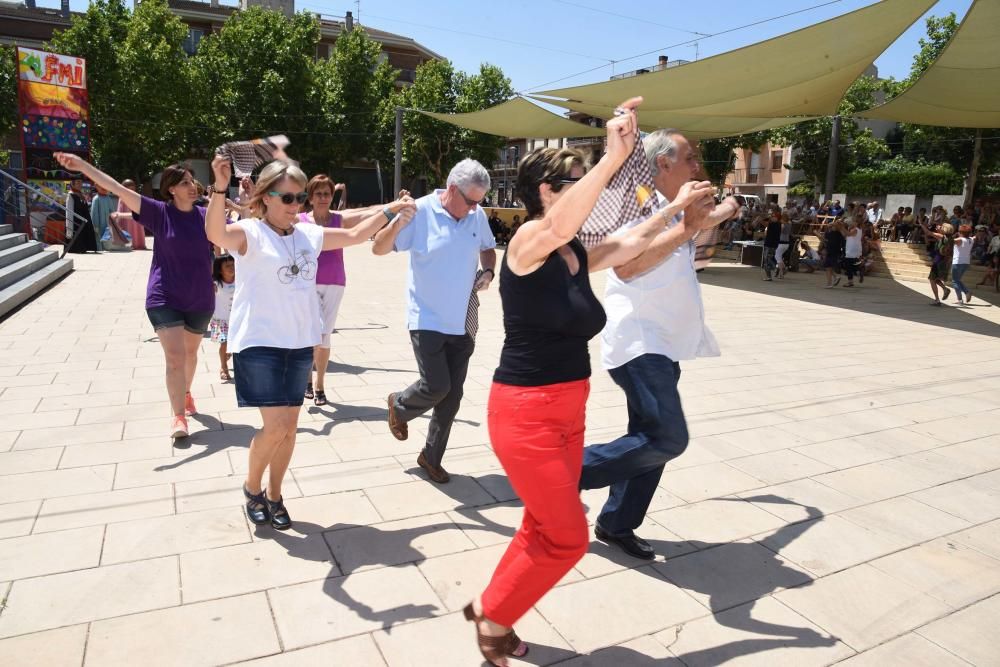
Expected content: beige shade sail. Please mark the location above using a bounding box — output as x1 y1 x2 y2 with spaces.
530 98 814 139
535 0 935 118
858 0 1000 128
417 97 605 138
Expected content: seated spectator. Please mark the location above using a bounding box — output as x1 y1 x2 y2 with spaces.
799 240 820 273
897 206 915 242
885 207 904 241
972 225 990 265
830 200 843 217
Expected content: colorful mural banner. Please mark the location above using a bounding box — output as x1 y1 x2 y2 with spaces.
27 179 70 212
21 81 89 120
22 115 89 150
17 47 86 89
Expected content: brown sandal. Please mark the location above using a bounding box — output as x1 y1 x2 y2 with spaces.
462 603 528 666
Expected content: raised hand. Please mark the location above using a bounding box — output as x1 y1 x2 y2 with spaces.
240 175 255 198
604 97 642 167
53 152 85 173
210 155 231 190
674 180 715 211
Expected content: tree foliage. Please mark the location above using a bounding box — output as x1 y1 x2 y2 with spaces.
836 156 962 196
698 132 770 187
31 2 512 195
0 46 18 164
768 75 889 188
399 61 513 186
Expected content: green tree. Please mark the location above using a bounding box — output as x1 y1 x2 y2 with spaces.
399 60 514 186
768 75 889 189
316 26 398 170
887 13 999 193
698 131 770 187
192 8 323 171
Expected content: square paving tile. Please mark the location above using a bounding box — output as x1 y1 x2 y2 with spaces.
653 540 813 612
774 563 951 651
0 525 103 581
34 484 174 533
101 506 250 564
648 497 787 546
238 635 387 666
85 593 279 666
0 557 180 638
535 566 707 654
267 564 443 649
916 594 1000 667
0 500 39 538
660 463 765 503
869 538 1000 608
362 476 496 522
949 519 1000 560
0 465 116 504
0 624 88 667
833 632 970 667
656 596 854 667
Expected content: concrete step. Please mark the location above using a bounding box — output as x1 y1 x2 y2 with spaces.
0 256 73 320
0 224 12 235
0 240 43 270
0 247 59 292
0 233 28 252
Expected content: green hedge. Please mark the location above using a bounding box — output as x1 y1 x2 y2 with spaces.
837 160 963 197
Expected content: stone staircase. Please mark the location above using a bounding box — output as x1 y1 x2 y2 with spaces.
0 223 74 320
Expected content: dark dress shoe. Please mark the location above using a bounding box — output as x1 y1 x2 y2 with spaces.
243 485 270 526
265 495 292 531
417 452 450 484
594 525 655 560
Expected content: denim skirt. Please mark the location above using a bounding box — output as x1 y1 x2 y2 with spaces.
233 346 313 408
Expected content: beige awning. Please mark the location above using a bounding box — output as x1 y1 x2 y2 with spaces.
858 0 1000 128
530 98 813 139
534 0 935 118
417 97 605 138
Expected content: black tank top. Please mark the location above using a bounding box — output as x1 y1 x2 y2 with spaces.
493 238 607 387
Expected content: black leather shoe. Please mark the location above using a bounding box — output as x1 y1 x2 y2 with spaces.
265 495 293 531
243 485 270 526
594 525 655 560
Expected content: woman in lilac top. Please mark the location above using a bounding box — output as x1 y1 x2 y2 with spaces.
55 153 214 440
293 175 413 405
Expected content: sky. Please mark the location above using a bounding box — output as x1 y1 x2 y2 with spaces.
62 0 974 92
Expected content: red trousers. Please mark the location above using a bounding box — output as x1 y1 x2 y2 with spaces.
481 379 590 627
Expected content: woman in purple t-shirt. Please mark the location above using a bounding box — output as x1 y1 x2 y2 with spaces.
55 153 214 440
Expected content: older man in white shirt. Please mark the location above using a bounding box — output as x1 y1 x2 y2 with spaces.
579 129 739 559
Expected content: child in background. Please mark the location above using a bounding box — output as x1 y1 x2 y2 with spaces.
211 255 236 380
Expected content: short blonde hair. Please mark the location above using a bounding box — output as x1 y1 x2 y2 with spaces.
246 160 308 218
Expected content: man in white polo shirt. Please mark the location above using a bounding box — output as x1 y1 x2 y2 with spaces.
372 159 496 484
579 129 740 559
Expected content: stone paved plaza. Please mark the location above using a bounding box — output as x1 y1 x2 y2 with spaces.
2 246 1000 666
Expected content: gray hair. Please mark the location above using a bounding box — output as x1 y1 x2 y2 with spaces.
643 128 682 176
446 158 491 191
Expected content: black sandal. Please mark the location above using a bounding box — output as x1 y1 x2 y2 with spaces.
243 485 270 525
304 383 314 400
265 495 292 531
314 390 327 406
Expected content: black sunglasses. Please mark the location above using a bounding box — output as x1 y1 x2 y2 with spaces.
549 176 583 192
454 185 481 207
268 190 309 205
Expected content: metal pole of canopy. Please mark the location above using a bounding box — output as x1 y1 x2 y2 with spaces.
394 107 403 197
823 115 840 203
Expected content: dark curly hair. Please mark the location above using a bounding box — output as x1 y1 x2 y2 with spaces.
515 147 587 221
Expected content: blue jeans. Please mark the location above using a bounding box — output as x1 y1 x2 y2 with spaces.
579 353 689 537
952 263 970 300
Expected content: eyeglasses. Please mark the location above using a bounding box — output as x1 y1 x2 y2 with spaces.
177 179 196 187
268 191 309 205
454 185 481 208
550 176 583 192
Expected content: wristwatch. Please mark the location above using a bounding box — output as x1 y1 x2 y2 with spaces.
383 207 395 222
208 184 227 196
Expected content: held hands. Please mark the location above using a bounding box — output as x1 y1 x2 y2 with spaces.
210 155 231 191
473 270 493 292
604 97 643 167
389 194 416 214
394 203 416 228
240 176 255 198
674 180 715 211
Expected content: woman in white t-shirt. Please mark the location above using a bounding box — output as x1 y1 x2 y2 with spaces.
952 223 974 305
205 156 415 531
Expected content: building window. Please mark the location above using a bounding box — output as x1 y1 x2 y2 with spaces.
183 28 204 56
770 150 783 170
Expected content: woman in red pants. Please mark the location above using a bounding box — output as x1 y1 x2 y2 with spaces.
463 97 694 665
